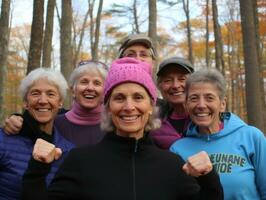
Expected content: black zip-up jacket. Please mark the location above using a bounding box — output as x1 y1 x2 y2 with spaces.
22 132 223 200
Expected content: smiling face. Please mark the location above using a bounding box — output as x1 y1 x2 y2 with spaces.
186 82 226 134
108 83 153 139
158 66 189 107
24 79 63 133
72 71 104 110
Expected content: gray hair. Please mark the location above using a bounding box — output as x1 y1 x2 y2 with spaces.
19 67 68 101
100 104 161 133
185 68 227 99
69 61 108 88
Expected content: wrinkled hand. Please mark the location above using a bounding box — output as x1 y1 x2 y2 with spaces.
183 151 213 177
32 138 62 164
3 115 23 135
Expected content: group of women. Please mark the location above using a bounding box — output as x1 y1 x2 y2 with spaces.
0 33 265 200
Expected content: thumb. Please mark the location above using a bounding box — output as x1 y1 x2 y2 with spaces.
54 148 62 160
18 116 24 123
182 163 190 175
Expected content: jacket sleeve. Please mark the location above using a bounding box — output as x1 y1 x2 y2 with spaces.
251 127 266 199
22 149 83 200
21 158 51 200
196 168 224 200
174 154 223 200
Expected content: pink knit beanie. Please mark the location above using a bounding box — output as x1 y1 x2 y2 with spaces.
104 57 157 104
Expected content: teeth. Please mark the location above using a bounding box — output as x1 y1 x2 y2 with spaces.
121 116 138 121
171 92 183 96
37 108 50 112
196 113 209 117
84 95 95 99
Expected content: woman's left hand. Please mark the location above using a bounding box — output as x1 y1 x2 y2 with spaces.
182 151 213 177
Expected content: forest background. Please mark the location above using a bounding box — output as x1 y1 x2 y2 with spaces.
0 0 266 134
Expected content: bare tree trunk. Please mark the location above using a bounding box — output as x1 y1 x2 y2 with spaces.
148 0 157 74
42 0 55 68
237 39 246 120
0 0 11 122
61 0 72 78
60 0 72 107
72 21 77 55
55 2 61 25
73 5 90 65
182 0 193 65
148 0 157 44
89 0 95 59
212 0 225 74
239 0 265 133
252 0 266 130
205 0 210 67
91 0 103 60
253 0 261 65
226 4 235 113
226 30 233 112
27 0 44 74
133 0 140 33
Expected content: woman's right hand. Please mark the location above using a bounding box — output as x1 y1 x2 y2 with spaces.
3 115 23 135
32 138 62 164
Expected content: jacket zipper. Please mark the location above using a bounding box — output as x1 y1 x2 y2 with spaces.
132 140 138 200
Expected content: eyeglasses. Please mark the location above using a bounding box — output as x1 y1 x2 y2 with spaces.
123 51 152 59
77 60 108 71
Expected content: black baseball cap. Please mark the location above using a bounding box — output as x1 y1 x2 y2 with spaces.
157 57 194 76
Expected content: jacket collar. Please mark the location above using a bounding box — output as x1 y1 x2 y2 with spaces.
103 132 153 153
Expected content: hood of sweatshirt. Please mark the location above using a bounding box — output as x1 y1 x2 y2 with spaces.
186 112 246 141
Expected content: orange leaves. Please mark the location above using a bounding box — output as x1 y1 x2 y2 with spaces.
259 21 266 35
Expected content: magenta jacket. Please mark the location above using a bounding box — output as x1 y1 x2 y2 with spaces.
150 117 190 149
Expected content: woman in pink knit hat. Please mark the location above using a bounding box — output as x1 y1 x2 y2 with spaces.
22 58 223 200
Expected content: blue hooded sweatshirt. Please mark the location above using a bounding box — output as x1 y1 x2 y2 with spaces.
170 112 266 200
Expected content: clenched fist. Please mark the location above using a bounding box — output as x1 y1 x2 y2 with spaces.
183 151 213 177
32 138 62 163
